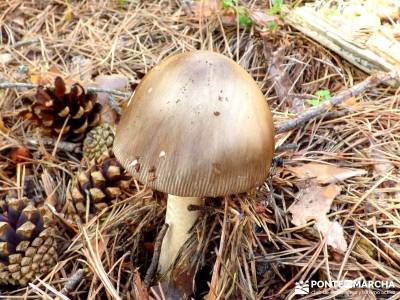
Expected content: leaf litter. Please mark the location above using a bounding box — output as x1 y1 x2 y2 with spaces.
0 0 400 299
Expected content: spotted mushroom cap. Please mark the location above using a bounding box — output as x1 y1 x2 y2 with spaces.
114 51 274 197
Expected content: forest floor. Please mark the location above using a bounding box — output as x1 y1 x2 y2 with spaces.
0 1 400 299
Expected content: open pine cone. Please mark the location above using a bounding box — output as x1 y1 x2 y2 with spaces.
0 198 58 286
83 123 115 163
23 77 102 142
67 158 133 220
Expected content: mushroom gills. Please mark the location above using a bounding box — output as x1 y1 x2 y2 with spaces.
158 195 204 273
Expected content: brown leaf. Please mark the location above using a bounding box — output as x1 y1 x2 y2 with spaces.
369 141 393 176
315 218 348 252
72 56 93 83
10 147 31 163
0 115 8 134
189 0 220 17
289 182 342 226
264 43 295 110
95 74 128 124
250 10 278 27
289 181 347 252
339 96 358 108
286 163 367 184
30 66 68 85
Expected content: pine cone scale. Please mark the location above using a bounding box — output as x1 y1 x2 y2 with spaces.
68 158 133 220
0 199 58 286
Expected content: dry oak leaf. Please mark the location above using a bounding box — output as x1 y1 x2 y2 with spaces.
289 182 348 252
189 0 220 17
290 183 342 225
286 163 367 184
316 218 348 252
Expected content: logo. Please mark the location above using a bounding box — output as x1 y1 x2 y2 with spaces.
295 280 309 295
293 280 395 296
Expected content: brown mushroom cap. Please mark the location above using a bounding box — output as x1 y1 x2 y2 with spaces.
114 51 274 197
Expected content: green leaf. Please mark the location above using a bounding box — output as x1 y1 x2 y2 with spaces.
117 0 128 7
223 0 235 8
307 89 332 106
270 0 283 14
239 14 252 26
307 99 320 107
315 89 331 100
267 21 278 30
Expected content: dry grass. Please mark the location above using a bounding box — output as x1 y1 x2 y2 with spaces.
1 0 400 299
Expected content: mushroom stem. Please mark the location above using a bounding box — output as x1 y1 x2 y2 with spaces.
158 195 204 274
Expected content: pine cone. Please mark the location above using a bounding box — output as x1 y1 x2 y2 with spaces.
67 158 133 220
83 124 115 163
23 77 102 142
0 198 58 286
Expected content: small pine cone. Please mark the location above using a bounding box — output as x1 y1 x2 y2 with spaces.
0 198 58 286
23 77 102 142
83 124 115 163
67 158 132 219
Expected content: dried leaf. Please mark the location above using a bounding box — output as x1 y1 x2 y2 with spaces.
249 11 278 27
189 0 220 17
286 163 367 184
0 115 8 134
95 74 128 124
339 96 358 108
72 56 93 82
10 147 31 163
316 218 348 252
355 238 377 258
369 142 393 176
289 182 342 225
30 66 66 85
95 74 128 97
0 53 12 64
265 44 295 110
289 181 347 252
63 7 74 21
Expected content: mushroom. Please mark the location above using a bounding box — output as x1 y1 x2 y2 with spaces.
113 51 274 274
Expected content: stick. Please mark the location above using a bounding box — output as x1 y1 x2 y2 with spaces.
60 269 85 296
144 223 169 287
0 82 131 98
276 71 400 134
26 137 81 153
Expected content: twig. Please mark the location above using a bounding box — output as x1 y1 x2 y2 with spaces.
60 269 85 296
9 38 40 48
26 137 81 153
144 223 169 287
0 81 131 98
276 71 400 134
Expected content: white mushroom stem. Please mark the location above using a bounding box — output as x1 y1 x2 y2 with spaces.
158 195 204 274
